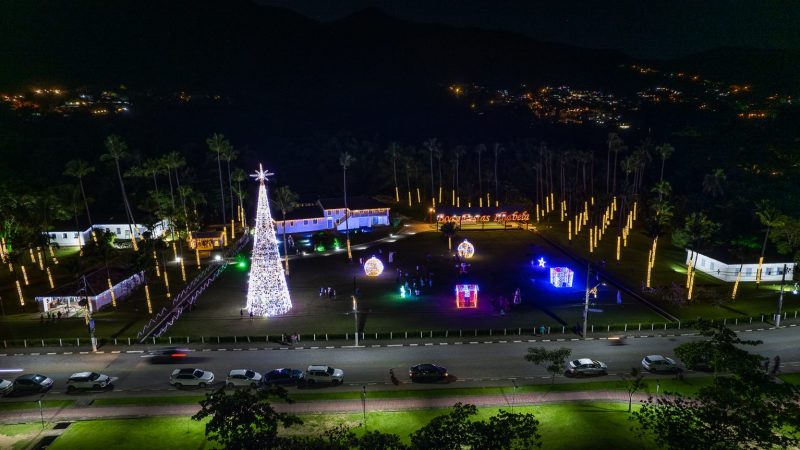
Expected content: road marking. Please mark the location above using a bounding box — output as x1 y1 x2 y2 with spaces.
279 348 289 350
513 340 521 343
499 341 507 343
455 342 463 345
556 339 564 341
542 339 550 342
387 344 402 347
325 346 335 349
371 345 381 348
310 347 319 349
218 349 228 352
439 343 448 345
570 339 579 341
46 352 56 355
409 344 419 347
30 353 40 356
424 343 433 346
469 342 479 344
63 352 72 355
111 351 120 354
201 349 211 352
483 341 493 344
233 349 242 351
79 352 88 354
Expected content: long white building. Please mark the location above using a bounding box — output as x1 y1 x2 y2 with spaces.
685 249 795 282
46 215 169 247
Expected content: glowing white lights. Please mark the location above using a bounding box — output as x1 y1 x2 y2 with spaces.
363 256 384 277
246 165 292 317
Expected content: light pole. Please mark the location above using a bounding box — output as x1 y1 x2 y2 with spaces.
511 379 517 414
78 275 98 352
776 264 788 326
352 296 359 347
582 262 591 338
361 385 367 428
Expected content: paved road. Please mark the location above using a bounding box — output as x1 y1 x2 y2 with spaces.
0 328 796 403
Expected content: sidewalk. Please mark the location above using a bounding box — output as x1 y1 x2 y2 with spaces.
0 390 653 424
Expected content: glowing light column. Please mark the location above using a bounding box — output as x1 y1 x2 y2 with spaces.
246 165 292 316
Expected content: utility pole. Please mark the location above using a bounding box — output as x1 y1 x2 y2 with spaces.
79 275 98 352
582 262 591 338
511 379 517 414
361 385 367 428
776 264 787 327
352 296 359 347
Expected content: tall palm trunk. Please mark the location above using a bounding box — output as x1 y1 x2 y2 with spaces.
114 159 137 242
343 167 350 261
226 159 234 229
216 153 226 224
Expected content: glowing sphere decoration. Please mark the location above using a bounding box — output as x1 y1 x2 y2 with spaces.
457 239 475 259
363 256 384 277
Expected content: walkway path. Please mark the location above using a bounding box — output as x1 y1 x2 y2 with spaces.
1 390 652 424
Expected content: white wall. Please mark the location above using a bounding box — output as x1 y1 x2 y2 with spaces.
46 219 170 247
685 250 795 282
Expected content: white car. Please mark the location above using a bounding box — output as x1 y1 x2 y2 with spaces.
66 372 113 392
170 368 215 388
641 355 679 373
226 369 263 388
567 358 608 376
305 365 344 385
0 378 11 396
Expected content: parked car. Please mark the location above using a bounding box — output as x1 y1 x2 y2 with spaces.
262 368 304 386
226 369 263 388
0 379 12 396
170 368 214 388
566 358 608 376
12 374 54 395
66 372 112 392
641 355 679 373
305 365 344 385
409 364 449 382
147 347 190 364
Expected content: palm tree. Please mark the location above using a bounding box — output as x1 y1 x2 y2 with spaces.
656 143 675 186
474 144 486 204
607 133 627 195
206 133 229 225
434 145 443 204
754 200 785 288
702 169 726 198
339 152 355 261
221 145 239 232
273 186 298 275
231 168 247 225
423 138 439 206
100 134 138 249
453 145 466 205
386 142 401 202
63 160 95 248
492 143 504 204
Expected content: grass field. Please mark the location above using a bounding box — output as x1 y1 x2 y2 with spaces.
37 402 655 450
0 422 45 450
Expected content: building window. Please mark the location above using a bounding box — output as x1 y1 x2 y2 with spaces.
746 267 753 276
63 233 68 239
50 234 56 239
116 227 122 234
303 220 308 225
313 219 318 224
766 267 773 276
73 233 79 238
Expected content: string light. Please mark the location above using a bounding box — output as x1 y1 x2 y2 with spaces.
29 248 36 264
646 250 653 288
153 251 161 277
246 164 292 316
21 265 29 285
107 278 116 307
164 268 171 298
416 187 421 204
616 236 621 261
732 269 741 300
48 246 58 264
396 186 400 203
180 257 187 282
37 250 44 271
46 267 54 289
568 220 572 241
195 246 201 269
16 280 24 306
145 284 153 314
755 256 764 286
231 219 235 240
536 204 540 222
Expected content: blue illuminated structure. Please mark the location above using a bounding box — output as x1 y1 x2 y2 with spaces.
549 267 574 288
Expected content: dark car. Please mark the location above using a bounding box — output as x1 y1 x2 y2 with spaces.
147 347 190 364
12 374 54 395
409 364 448 382
262 368 305 386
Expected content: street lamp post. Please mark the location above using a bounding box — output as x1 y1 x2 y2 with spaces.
511 379 517 414
361 385 367 429
582 262 591 338
352 296 359 347
78 275 98 352
776 264 788 327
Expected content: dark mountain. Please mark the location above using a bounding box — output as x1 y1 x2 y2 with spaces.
667 47 800 93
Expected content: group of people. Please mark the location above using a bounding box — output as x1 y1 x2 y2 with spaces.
396 264 434 297
318 287 337 300
40 310 65 323
288 332 301 345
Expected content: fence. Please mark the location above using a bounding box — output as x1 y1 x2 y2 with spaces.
5 309 798 350
135 232 251 342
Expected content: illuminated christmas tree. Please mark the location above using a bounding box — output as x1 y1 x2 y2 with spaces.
246 165 292 316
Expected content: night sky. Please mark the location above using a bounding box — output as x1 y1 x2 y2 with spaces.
259 0 799 59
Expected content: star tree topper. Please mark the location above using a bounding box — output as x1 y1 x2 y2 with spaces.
251 164 274 183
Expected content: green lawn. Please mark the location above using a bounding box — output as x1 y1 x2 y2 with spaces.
0 422 46 450
42 402 655 449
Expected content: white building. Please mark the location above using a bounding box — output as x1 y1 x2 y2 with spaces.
274 196 390 235
685 249 795 282
46 215 170 247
